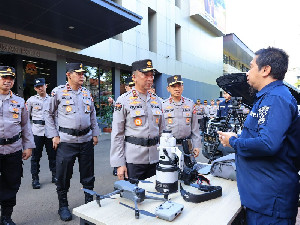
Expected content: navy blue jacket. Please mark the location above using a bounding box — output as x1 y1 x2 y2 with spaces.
217 99 231 118
229 80 299 218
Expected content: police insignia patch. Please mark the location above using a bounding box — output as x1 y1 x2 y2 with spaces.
258 106 270 125
66 106 72 112
134 118 142 126
114 103 122 111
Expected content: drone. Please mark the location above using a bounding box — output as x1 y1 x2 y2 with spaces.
82 179 176 219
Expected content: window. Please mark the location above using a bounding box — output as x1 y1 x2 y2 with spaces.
148 8 157 53
175 24 181 61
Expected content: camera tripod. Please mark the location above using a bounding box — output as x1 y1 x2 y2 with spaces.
207 106 245 164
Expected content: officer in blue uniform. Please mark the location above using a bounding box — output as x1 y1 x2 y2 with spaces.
26 78 56 189
44 63 100 221
217 91 231 118
218 47 299 224
0 66 35 225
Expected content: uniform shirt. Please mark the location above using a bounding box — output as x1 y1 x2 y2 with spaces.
209 105 218 117
110 87 164 167
229 80 299 218
26 94 50 136
217 100 231 118
162 97 201 148
44 83 100 143
0 91 35 155
203 105 210 117
194 104 204 119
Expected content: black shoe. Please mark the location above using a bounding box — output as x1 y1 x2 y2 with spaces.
32 178 41 189
58 206 72 221
52 174 57 184
0 216 16 225
113 167 117 176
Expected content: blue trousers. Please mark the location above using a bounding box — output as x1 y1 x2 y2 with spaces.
246 208 296 225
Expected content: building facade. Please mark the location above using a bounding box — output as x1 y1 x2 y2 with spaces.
0 0 226 116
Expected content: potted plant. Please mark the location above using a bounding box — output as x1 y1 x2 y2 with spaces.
100 95 114 132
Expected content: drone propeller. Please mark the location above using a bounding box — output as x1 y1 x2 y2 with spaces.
147 191 164 196
82 188 99 196
124 177 153 184
119 202 156 217
139 180 153 184
81 188 118 199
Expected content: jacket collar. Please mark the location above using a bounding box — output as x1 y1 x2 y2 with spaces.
256 80 283 99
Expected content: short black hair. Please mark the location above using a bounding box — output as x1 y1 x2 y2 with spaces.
255 47 289 80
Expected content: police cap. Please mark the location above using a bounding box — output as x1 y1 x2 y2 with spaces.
66 63 85 73
0 66 16 77
34 78 46 87
203 100 208 103
132 59 155 73
125 77 135 86
167 75 183 86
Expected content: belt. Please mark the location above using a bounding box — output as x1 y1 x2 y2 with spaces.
32 120 45 125
0 132 22 145
59 126 91 136
125 136 159 147
176 136 191 145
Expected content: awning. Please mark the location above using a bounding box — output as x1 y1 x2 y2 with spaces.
0 0 142 49
223 33 254 66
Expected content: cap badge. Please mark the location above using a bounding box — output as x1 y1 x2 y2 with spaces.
80 63 83 68
147 61 152 67
7 68 11 72
174 76 178 82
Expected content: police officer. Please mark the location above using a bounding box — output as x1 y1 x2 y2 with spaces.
110 59 164 180
0 66 35 225
109 77 135 176
218 47 299 224
194 99 205 132
26 78 56 189
44 63 100 221
217 91 231 118
162 75 201 158
208 99 218 119
202 100 210 132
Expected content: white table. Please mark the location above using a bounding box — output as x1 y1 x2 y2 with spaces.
73 175 241 225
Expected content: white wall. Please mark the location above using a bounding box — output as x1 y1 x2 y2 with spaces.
79 0 223 86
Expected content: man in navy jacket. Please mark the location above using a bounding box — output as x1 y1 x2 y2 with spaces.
218 47 299 224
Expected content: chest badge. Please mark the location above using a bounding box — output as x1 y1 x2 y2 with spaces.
87 105 90 111
168 118 173 124
186 113 190 116
135 110 141 116
13 108 19 113
156 110 161 115
186 118 190 123
66 100 70 104
156 117 159 124
66 106 72 112
134 118 142 126
13 114 19 119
